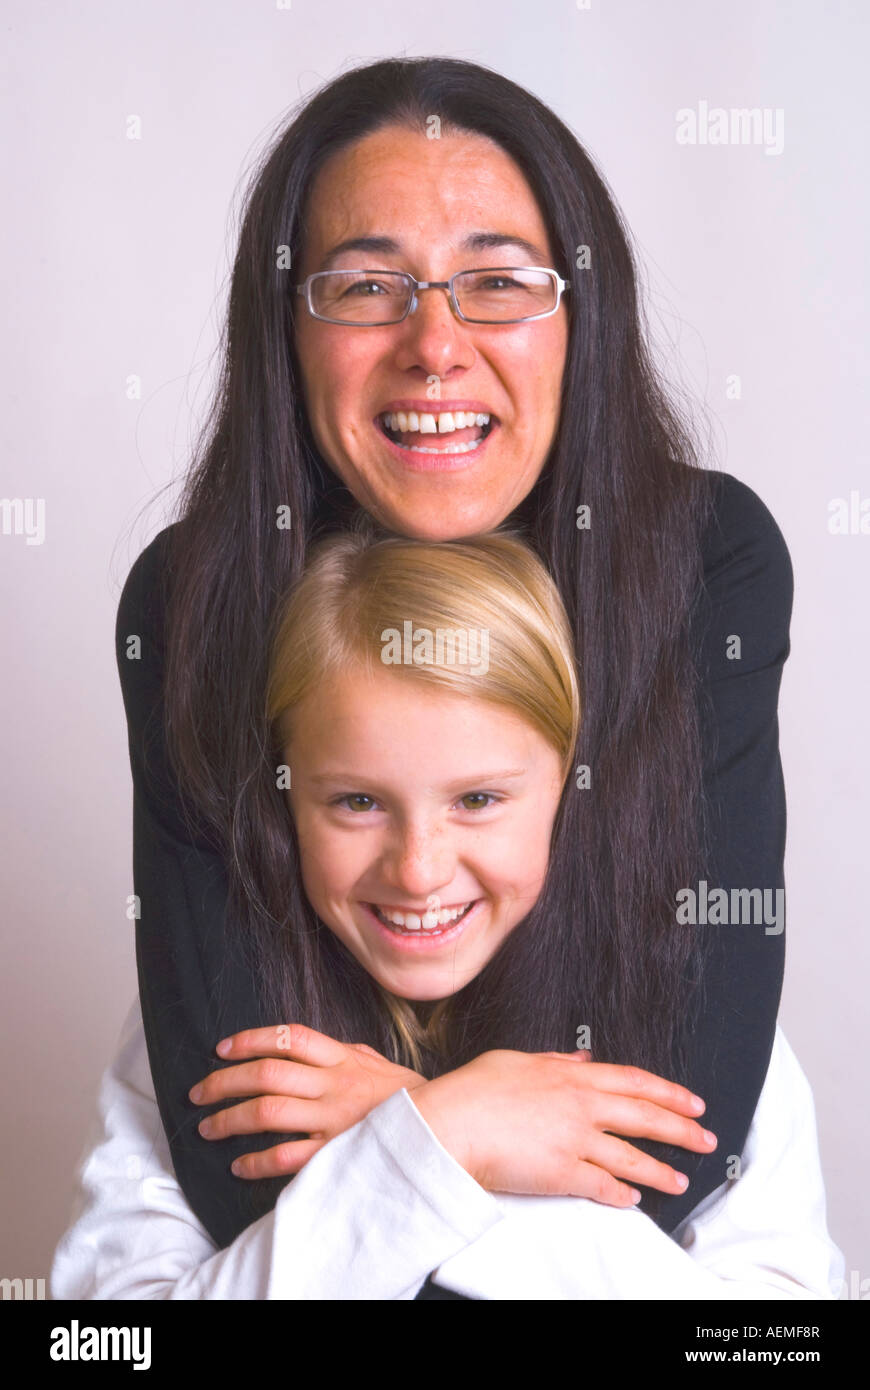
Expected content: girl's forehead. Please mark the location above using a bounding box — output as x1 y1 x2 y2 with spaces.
284 667 565 775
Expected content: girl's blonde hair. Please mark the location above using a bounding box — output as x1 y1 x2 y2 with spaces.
265 523 581 1068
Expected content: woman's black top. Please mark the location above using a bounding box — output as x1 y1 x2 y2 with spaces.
115 469 793 1297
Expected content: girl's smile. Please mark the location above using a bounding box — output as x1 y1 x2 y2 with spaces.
284 661 565 1001
360 896 484 952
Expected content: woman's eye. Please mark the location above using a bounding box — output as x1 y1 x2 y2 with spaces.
346 279 386 297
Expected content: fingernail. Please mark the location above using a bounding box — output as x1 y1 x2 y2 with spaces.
630 1189 642 1204
704 1130 717 1147
231 1159 243 1176
675 1172 689 1190
189 1084 203 1103
216 1039 232 1057
690 1095 705 1113
198 1118 214 1138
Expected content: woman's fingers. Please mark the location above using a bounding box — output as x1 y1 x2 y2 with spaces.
189 1057 326 1106
571 1162 643 1208
197 1094 322 1141
566 1059 707 1118
594 1092 716 1155
231 1137 324 1180
214 1022 347 1067
583 1131 695 1195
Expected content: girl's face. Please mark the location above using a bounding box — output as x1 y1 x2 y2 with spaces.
284 662 565 1001
291 123 569 541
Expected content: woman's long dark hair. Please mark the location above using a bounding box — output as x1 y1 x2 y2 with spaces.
161 58 718 1192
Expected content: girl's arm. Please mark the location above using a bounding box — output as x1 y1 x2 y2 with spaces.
424 1027 844 1300
50 997 504 1301
51 1002 842 1301
653 471 794 1230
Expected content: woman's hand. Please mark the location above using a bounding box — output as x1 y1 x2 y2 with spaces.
189 1023 427 1179
411 1048 717 1207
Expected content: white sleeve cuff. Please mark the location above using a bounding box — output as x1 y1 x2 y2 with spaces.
50 999 504 1301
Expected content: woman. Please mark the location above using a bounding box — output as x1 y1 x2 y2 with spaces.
52 530 838 1299
111 57 792 1289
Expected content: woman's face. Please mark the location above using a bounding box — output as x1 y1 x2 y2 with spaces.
292 124 569 540
284 662 564 1001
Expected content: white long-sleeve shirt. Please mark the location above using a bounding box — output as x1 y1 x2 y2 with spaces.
50 997 843 1300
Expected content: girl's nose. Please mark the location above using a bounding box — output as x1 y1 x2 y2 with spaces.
381 825 456 898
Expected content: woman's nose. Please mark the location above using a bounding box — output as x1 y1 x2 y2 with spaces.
394 287 474 373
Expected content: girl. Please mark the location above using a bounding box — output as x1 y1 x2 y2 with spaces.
51 529 841 1299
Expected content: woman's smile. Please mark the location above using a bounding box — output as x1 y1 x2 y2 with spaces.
374 405 500 472
292 123 568 540
369 397 494 472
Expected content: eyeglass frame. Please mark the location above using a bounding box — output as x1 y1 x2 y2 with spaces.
292 265 571 326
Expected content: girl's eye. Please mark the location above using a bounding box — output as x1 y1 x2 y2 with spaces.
458 792 501 811
335 793 379 813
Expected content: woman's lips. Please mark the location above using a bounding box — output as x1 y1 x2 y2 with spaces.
374 417 499 472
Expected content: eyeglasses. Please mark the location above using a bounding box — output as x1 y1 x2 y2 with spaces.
293 266 570 326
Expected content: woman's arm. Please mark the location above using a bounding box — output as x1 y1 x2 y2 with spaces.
50 998 504 1301
117 528 297 1249
425 1027 844 1300
651 471 794 1231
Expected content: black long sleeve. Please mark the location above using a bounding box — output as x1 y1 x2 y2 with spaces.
116 535 294 1248
115 468 792 1253
651 469 792 1228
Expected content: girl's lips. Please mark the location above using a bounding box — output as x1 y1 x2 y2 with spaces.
361 899 482 951
373 417 499 473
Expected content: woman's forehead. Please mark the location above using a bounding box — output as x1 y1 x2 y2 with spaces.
298 125 553 269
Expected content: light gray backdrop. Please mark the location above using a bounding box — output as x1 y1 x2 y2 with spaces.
2 0 867 1291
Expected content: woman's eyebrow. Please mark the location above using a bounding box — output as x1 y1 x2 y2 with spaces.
319 231 549 270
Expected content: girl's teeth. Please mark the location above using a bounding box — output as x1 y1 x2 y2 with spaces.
374 902 472 931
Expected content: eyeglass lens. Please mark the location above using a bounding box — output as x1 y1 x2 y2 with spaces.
309 268 557 323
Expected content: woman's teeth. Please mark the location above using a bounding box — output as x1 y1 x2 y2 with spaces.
380 410 492 455
373 901 474 932
383 410 490 432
